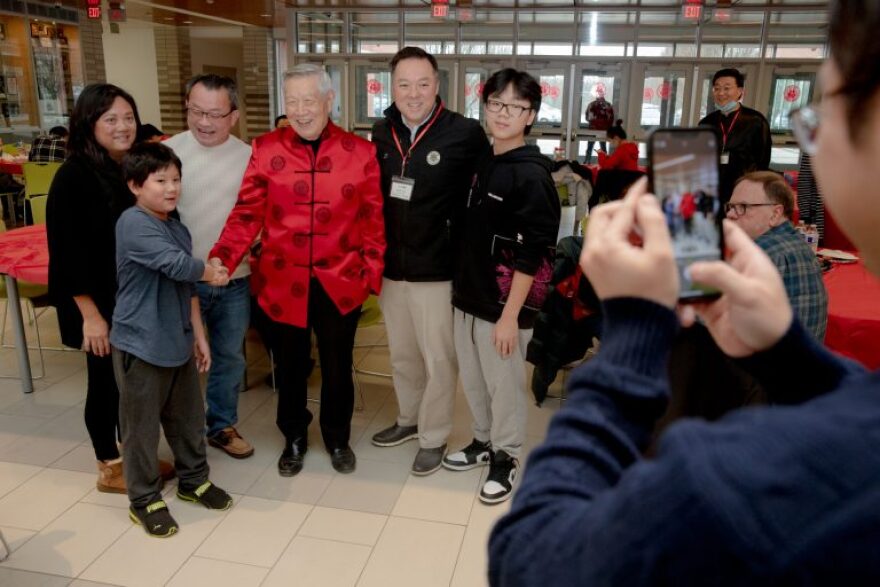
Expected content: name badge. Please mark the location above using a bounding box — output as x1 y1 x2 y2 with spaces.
390 175 415 201
720 152 730 165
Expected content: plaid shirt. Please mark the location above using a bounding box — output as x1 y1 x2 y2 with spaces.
28 136 66 163
755 221 828 340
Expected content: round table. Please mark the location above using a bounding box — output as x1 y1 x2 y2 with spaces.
823 261 880 369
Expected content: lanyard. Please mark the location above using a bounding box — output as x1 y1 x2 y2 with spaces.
390 104 444 175
719 108 742 151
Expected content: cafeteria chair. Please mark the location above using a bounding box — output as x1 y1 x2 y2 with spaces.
28 194 48 225
350 294 392 411
22 162 60 224
0 278 51 380
0 527 9 561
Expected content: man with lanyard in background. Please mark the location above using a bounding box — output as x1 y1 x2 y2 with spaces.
699 68 771 203
370 47 490 476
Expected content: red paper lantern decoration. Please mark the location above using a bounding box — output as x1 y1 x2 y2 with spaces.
643 87 655 101
658 81 672 100
784 85 801 103
367 79 382 95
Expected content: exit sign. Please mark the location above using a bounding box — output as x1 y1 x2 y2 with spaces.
87 6 101 19
431 2 448 18
682 4 702 20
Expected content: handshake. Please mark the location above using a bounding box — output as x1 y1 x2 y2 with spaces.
203 257 230 287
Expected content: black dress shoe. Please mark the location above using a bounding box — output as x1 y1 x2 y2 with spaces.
329 446 356 474
278 437 307 477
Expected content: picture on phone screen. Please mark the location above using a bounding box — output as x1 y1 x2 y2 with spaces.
649 129 723 300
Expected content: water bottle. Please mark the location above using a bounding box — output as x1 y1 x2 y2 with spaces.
805 224 819 253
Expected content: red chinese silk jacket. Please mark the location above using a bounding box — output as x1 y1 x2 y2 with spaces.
210 122 385 327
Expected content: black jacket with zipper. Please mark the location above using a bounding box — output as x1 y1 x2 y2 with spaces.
452 145 561 329
372 98 490 282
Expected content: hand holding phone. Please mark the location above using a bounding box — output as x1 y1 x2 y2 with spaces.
648 128 724 302
580 178 680 309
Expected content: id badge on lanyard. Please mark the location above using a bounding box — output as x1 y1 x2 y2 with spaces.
720 109 741 166
389 104 444 203
390 175 415 201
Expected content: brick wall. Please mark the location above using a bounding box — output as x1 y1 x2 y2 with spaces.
154 27 192 136
78 9 106 84
242 28 274 141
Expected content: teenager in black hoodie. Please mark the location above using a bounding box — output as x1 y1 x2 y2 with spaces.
443 69 561 504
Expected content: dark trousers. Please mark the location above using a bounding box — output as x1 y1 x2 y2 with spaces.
585 140 607 162
85 352 121 461
113 349 209 508
274 279 361 450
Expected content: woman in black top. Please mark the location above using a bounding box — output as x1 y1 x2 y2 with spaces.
47 84 172 492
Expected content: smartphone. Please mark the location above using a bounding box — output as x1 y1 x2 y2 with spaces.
647 127 724 302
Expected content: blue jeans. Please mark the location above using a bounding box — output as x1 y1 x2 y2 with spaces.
198 277 251 436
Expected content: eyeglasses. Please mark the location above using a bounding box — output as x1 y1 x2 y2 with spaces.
485 99 532 118
791 105 819 156
724 202 778 216
186 106 234 121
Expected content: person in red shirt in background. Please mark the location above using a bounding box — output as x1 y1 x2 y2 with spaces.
597 120 639 171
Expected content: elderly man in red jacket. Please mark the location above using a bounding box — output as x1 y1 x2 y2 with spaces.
210 63 385 477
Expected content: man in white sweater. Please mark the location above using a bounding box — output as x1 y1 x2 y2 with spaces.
165 74 255 458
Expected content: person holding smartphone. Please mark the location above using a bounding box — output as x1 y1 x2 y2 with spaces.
490 0 880 582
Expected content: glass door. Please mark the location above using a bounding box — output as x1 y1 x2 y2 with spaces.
523 63 569 157
638 66 692 134
573 63 628 162
301 59 346 128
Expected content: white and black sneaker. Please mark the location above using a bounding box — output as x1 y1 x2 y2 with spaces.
442 439 491 471
479 450 518 505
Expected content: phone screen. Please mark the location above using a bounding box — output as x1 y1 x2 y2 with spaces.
649 128 723 301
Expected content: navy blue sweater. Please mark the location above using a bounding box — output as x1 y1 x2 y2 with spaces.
490 297 880 586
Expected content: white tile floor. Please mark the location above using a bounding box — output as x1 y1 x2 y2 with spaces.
0 308 566 586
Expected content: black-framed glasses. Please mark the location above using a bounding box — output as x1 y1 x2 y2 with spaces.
791 105 819 156
485 99 532 117
186 106 234 121
724 202 778 216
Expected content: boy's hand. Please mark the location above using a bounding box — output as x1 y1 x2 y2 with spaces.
683 220 793 357
82 315 110 356
202 260 230 287
492 314 519 358
194 336 211 373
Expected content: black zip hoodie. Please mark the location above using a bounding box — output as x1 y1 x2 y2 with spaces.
452 145 561 329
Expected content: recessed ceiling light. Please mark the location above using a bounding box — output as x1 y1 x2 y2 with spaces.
182 20 193 24
164 16 174 20
261 14 272 17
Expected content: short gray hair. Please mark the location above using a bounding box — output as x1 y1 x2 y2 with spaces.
284 64 333 96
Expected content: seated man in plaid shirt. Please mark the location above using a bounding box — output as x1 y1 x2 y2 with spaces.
29 126 68 163
725 171 828 340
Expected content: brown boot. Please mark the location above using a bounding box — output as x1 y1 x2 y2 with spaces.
96 458 126 494
159 459 176 482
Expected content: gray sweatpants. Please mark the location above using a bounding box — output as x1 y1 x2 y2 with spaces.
453 309 531 458
113 348 209 509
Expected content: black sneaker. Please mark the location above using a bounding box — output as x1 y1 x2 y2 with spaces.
177 481 233 511
479 450 519 505
371 423 418 447
129 499 178 538
442 439 491 471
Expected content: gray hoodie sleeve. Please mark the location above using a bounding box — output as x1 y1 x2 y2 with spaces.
117 211 205 284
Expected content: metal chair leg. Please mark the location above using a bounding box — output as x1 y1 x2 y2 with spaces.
0 526 10 561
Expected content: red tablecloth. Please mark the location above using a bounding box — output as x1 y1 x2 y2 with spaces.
0 161 24 175
823 261 880 369
0 225 49 284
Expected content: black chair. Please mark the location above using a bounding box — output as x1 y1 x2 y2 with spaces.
588 169 646 210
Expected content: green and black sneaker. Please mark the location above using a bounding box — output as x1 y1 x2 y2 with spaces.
177 480 233 511
129 500 178 538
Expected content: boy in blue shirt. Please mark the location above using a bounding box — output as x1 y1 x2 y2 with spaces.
112 142 232 537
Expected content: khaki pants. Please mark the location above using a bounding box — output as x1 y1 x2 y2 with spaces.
379 279 458 449
453 309 531 458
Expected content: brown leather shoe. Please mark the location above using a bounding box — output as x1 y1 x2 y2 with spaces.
208 427 255 459
96 459 126 494
159 459 176 481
